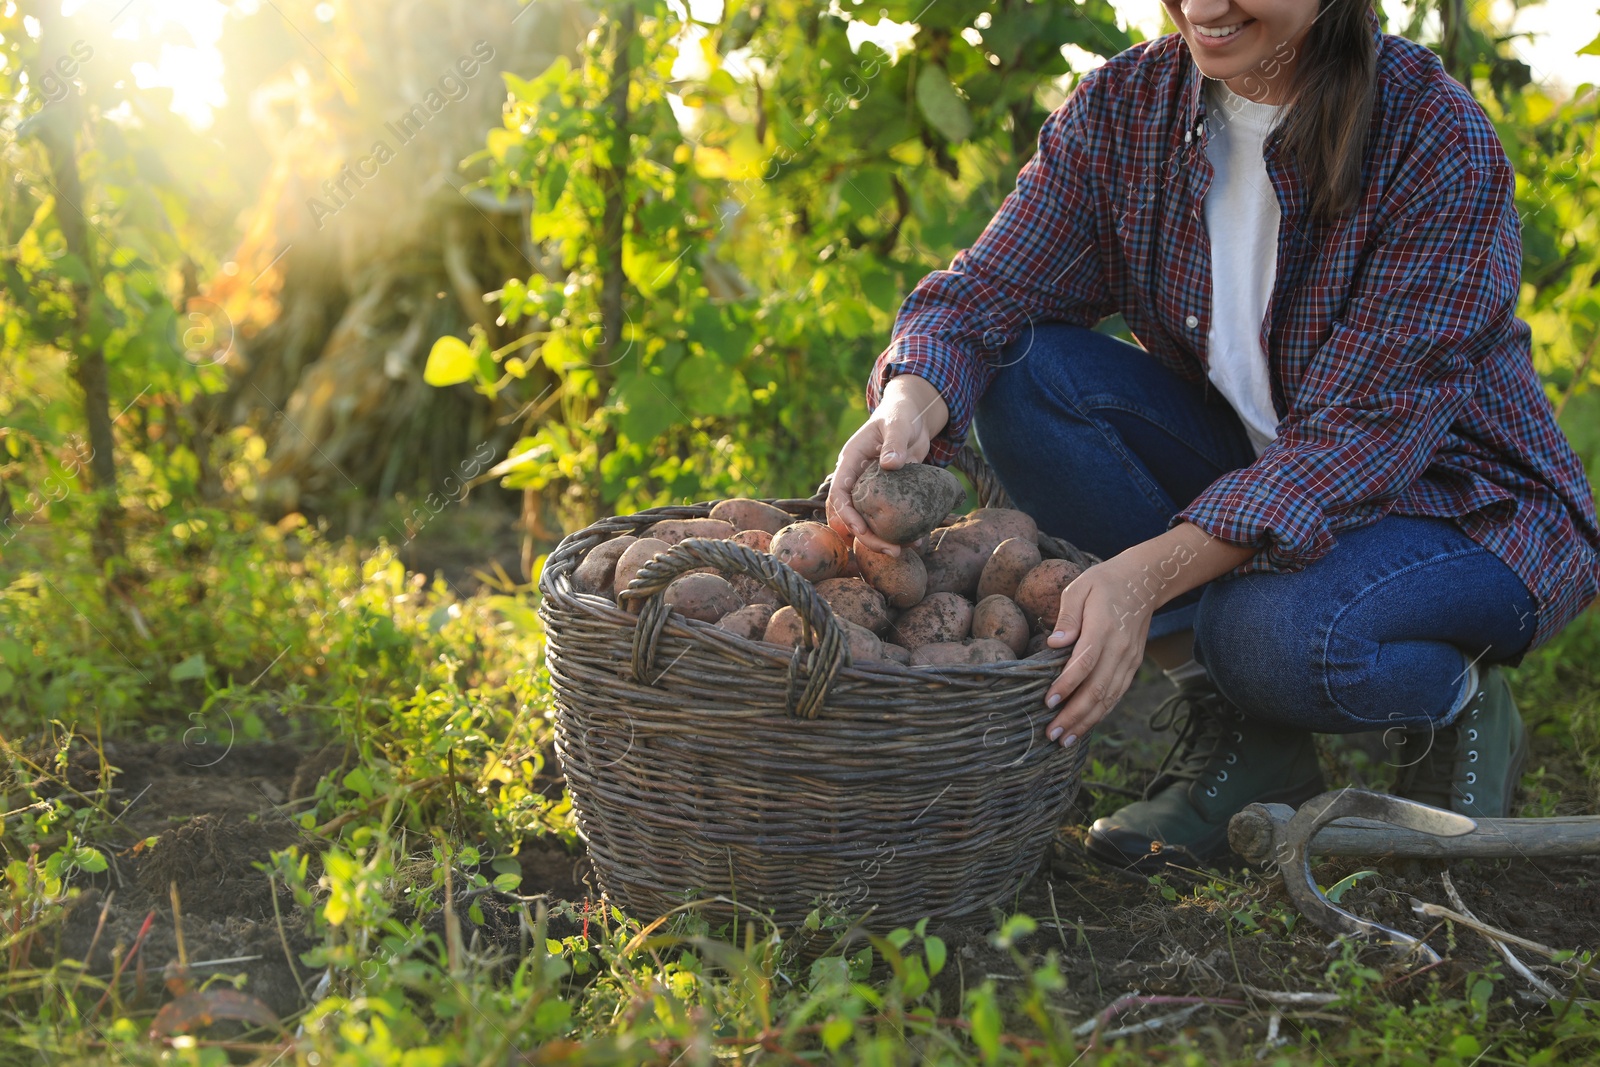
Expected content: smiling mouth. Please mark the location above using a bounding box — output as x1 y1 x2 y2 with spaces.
1194 22 1248 39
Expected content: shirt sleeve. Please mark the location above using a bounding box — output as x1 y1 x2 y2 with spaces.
1174 139 1520 574
865 73 1118 463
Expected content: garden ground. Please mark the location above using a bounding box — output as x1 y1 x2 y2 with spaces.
4 503 1600 1064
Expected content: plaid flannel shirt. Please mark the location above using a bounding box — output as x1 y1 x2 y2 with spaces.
868 20 1600 651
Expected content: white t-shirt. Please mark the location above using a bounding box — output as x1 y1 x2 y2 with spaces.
1201 79 1284 456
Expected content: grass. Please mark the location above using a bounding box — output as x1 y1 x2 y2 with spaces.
2 501 1599 1065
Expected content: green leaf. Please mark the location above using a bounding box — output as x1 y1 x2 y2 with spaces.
75 846 108 873
1323 869 1379 904
915 63 973 144
0 670 14 699
342 766 375 799
1580 31 1600 56
924 935 946 977
821 1016 853 1051
674 358 750 419
424 336 476 386
168 653 207 682
533 998 571 1038
967 987 1002 1060
493 872 522 892
611 369 677 443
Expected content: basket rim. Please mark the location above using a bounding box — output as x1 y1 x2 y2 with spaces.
543 562 1071 684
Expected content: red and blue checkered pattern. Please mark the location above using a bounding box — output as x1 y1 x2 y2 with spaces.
868 24 1600 650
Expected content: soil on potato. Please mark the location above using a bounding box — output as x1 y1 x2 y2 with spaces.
21 669 1599 1051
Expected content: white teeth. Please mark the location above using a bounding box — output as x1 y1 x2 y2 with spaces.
1195 23 1243 38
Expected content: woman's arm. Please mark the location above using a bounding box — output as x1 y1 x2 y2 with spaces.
862 66 1120 464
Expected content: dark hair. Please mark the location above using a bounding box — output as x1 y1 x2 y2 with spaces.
1276 0 1378 218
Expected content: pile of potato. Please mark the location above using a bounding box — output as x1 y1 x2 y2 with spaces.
570 462 1082 667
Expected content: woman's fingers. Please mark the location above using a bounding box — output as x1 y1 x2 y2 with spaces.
1041 574 1146 747
1047 574 1092 647
826 399 931 553
826 428 880 541
1044 636 1097 711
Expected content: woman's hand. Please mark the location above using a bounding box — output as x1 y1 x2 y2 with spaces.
1042 523 1256 746
1040 556 1155 747
826 374 949 555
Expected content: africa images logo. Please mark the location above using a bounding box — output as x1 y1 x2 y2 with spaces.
306 41 496 229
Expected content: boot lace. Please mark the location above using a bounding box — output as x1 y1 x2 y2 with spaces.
1144 680 1241 799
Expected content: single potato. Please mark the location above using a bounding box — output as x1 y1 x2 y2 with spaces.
770 521 850 583
729 573 780 607
731 529 773 552
815 577 891 633
849 461 966 544
853 539 928 609
975 537 1044 602
710 499 795 535
571 535 637 597
644 518 737 544
1014 558 1086 631
886 591 973 650
662 573 743 623
972 594 1031 655
715 603 778 640
612 537 673 605
763 605 809 647
910 638 1017 666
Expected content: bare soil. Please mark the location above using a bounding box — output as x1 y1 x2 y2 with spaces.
22 670 1600 1049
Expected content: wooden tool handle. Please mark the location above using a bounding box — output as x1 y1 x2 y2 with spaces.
1230 803 1600 865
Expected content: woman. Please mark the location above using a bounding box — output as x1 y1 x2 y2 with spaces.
825 0 1600 873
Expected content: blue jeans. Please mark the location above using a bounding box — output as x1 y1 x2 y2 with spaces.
973 324 1537 733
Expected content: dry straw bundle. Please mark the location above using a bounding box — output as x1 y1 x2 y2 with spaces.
538 448 1098 934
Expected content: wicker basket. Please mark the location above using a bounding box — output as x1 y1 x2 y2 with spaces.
537 448 1100 933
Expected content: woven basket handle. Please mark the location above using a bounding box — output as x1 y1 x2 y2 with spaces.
619 537 850 721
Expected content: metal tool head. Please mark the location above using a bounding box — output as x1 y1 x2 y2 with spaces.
1275 788 1477 964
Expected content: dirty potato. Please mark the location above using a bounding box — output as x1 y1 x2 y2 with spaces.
849 461 966 544
1014 558 1085 631
729 573 780 607
886 591 973 650
816 577 891 633
769 521 850 583
731 529 773 552
710 499 794 536
841 618 888 663
715 603 778 640
571 535 637 597
644 518 737 544
972 595 1031 655
910 638 1017 666
662 573 743 623
763 605 808 647
612 537 673 604
922 509 1040 598
853 539 928 609
975 537 1044 602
